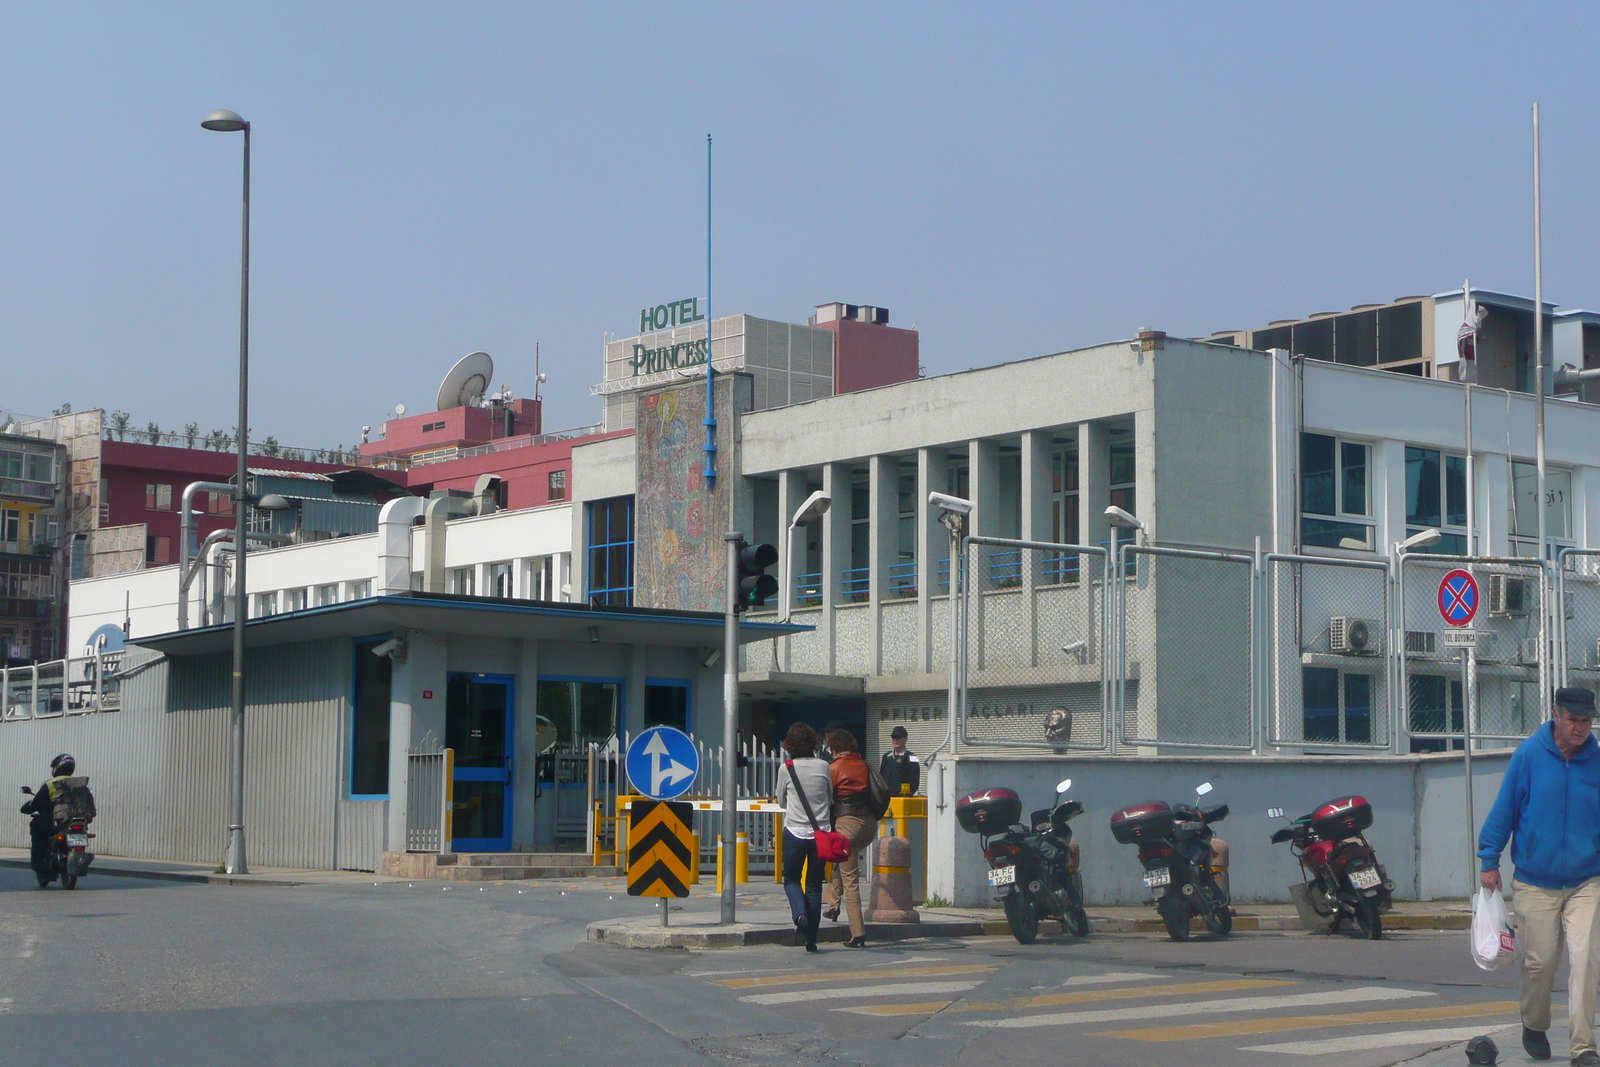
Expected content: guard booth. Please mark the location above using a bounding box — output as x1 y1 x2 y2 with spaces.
119 590 806 875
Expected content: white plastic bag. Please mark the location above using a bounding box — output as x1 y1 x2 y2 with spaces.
1471 886 1518 970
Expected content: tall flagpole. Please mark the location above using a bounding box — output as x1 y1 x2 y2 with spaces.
1533 103 1550 712
704 134 717 486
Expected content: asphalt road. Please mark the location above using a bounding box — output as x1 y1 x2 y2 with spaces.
0 867 1564 1067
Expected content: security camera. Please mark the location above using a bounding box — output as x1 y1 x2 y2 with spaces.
928 492 974 516
370 637 407 661
1062 640 1088 663
703 649 723 669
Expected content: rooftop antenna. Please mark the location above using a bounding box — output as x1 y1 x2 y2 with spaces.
436 352 493 410
703 133 717 486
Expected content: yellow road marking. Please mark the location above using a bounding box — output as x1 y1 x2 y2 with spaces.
953 978 1299 1014
839 1001 956 1017
713 963 997 989
1095 1000 1519 1042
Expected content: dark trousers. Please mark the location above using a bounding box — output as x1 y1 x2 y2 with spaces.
29 822 51 874
782 830 824 946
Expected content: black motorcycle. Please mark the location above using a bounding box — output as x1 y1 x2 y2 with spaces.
1269 796 1393 940
957 778 1089 944
20 786 94 890
1112 781 1231 941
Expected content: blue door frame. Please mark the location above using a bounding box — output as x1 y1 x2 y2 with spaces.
447 672 515 852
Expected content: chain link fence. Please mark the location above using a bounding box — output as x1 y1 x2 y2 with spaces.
1116 544 1256 750
1399 554 1548 746
958 536 1109 751
1265 553 1392 749
1558 548 1600 689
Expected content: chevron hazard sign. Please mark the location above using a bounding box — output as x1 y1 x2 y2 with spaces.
627 800 694 899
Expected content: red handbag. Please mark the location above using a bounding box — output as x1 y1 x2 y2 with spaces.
786 760 850 862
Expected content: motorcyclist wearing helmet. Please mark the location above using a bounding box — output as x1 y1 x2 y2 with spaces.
20 754 80 882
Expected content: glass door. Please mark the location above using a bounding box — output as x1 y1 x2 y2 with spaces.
446 673 514 852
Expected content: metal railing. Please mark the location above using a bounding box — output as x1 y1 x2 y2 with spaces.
1 652 124 720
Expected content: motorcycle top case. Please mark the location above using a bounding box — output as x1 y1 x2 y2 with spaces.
1110 801 1174 844
956 788 1023 834
1311 795 1372 839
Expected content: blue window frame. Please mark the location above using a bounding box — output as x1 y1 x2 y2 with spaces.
586 496 634 607
645 678 691 732
350 634 393 798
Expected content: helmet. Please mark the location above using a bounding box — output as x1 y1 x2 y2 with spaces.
49 753 75 777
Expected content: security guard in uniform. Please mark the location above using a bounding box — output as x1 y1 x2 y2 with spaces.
879 726 920 796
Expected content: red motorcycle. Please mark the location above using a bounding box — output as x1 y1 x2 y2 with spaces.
1268 795 1393 939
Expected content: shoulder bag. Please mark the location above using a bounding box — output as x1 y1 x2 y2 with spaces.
786 760 851 862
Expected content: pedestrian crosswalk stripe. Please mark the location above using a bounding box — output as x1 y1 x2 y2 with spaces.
741 980 984 1006
713 963 995 989
1242 1024 1517 1056
1060 972 1163 986
839 1001 963 1017
965 986 1433 1030
952 978 1300 1014
1097 1000 1519 1042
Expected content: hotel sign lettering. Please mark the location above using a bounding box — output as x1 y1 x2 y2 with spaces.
631 297 709 376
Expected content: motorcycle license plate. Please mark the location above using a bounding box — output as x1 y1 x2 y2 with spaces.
66 834 88 848
1143 868 1171 888
1350 867 1382 890
988 865 1017 887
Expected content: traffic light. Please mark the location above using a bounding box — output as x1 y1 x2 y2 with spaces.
734 540 778 613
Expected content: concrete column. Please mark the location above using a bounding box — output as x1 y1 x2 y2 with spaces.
1021 430 1052 665
821 462 849 674
970 439 1001 540
384 629 448 854
868 454 894 675
511 638 540 850
916 448 945 674
624 643 647 738
1078 422 1111 557
1135 410 1157 538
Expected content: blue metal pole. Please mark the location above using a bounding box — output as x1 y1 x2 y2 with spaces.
703 134 717 485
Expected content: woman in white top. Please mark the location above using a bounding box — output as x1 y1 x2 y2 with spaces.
776 721 832 951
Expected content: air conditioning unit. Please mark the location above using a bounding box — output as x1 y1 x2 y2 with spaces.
1329 616 1379 654
1490 574 1530 616
1405 631 1436 655
1517 638 1542 666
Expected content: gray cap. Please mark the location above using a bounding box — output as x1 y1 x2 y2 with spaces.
1556 687 1597 717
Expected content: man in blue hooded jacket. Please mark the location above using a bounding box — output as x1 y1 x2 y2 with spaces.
1480 687 1600 1066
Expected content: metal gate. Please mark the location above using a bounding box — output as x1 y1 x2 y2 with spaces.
1265 553 1393 749
1116 543 1256 750
958 536 1109 751
1399 554 1548 746
405 745 450 853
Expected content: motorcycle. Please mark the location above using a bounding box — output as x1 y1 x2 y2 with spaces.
956 778 1089 944
1111 781 1232 942
20 785 94 890
1268 795 1394 940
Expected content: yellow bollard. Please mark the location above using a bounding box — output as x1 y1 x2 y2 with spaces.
716 835 725 892
735 831 750 884
689 833 700 884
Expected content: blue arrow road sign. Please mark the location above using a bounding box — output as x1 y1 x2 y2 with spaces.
625 726 700 801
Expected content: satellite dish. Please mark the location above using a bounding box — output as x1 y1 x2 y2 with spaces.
395 403 406 417
437 352 494 411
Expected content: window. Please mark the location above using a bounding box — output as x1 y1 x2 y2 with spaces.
145 534 171 564
645 680 690 731
846 479 870 602
586 496 634 607
1301 667 1373 744
1301 434 1373 550
1408 675 1464 753
548 469 567 502
1404 446 1467 554
1 510 18 544
284 587 307 612
0 451 20 479
1109 425 1136 550
254 591 277 617
422 420 446 432
351 637 393 797
525 556 556 600
537 678 622 748
24 452 52 483
450 566 475 595
145 483 172 511
487 562 512 598
207 490 234 516
1510 462 1573 557
315 583 340 607
891 466 917 598
347 579 372 601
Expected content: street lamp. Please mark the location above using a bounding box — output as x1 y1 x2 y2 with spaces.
929 492 974 777
1396 528 1442 553
781 491 831 626
203 107 251 875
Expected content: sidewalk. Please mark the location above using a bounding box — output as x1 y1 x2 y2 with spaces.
0 847 405 888
586 884 1473 949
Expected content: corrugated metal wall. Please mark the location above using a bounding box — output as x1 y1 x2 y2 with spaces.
0 641 386 871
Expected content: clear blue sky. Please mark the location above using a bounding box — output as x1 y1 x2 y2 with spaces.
4 3 1599 449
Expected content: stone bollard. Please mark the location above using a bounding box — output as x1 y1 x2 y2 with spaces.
865 836 920 923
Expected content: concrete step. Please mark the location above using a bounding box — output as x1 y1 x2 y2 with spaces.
435 853 595 868
439 864 622 882
380 851 618 880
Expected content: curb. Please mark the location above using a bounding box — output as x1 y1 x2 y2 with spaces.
0 857 303 888
588 917 986 950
